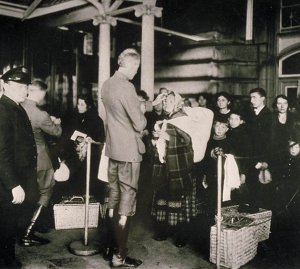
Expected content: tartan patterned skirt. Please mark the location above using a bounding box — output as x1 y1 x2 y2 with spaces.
151 177 197 226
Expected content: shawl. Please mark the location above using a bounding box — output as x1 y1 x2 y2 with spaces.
152 123 193 200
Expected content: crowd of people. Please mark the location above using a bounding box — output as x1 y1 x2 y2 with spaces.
0 48 299 268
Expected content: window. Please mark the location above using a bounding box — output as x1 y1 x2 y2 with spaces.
285 86 299 99
281 0 300 30
279 50 300 77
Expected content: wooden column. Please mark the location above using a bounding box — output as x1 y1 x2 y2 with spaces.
246 0 254 41
93 15 116 124
98 23 110 124
141 13 154 100
135 2 162 100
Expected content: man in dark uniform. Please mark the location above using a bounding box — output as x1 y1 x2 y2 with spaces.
0 67 39 268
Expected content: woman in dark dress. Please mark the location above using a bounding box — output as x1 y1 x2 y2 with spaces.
270 95 297 163
54 94 105 200
214 91 232 122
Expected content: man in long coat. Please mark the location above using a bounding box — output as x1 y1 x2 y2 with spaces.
0 67 39 268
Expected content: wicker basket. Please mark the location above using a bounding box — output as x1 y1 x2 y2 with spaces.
210 225 258 269
53 196 100 230
221 205 272 242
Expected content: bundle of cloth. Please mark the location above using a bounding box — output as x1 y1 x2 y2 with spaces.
154 94 214 164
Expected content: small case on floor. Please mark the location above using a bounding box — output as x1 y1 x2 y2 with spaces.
53 196 100 230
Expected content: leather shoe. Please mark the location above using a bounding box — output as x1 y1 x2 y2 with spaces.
153 232 167 241
111 255 142 268
103 247 115 261
174 238 187 248
19 234 50 247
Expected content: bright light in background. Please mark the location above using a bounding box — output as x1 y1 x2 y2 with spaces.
57 26 69 31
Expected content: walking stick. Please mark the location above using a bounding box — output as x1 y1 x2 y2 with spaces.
216 155 222 269
69 140 100 256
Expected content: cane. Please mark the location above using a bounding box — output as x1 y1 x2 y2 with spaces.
69 140 100 256
216 155 222 269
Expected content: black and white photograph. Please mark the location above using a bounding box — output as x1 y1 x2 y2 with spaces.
0 0 300 268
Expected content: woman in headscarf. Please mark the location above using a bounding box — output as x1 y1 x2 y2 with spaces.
151 91 197 248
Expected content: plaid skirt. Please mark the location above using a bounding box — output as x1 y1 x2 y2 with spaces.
151 177 197 226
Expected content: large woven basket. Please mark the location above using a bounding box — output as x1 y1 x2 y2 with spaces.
221 205 272 242
53 196 100 230
210 225 258 269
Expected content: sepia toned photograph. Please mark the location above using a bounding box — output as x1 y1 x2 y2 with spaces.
0 1 300 268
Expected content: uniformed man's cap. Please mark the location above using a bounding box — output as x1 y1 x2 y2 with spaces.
0 66 30 84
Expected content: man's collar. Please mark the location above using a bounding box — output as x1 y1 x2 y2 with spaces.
3 93 19 105
26 97 38 105
254 105 265 115
116 69 129 80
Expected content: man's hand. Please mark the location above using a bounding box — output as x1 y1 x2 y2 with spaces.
50 116 61 125
12 185 25 204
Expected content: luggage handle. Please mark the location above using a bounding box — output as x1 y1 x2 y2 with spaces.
67 196 85 203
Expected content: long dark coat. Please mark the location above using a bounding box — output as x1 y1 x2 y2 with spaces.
0 95 38 203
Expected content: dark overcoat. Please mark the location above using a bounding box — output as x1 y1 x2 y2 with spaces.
0 95 38 203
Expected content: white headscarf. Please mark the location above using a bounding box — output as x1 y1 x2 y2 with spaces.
167 91 184 116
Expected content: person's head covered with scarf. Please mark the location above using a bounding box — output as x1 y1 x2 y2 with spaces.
163 91 184 117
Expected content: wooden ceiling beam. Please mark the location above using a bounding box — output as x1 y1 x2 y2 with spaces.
25 0 88 19
102 0 111 11
0 1 27 9
116 17 211 42
45 4 142 27
45 6 98 27
108 4 141 16
108 0 123 12
22 0 43 20
0 4 25 18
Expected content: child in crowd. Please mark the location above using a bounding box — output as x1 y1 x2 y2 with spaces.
269 127 300 255
202 118 231 214
271 128 300 220
227 109 252 204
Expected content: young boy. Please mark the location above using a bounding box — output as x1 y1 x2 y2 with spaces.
227 109 252 204
203 118 231 214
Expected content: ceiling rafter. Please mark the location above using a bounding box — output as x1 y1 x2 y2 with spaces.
25 0 88 19
116 17 211 42
45 4 142 27
102 0 111 11
108 0 123 12
0 1 27 9
22 0 43 20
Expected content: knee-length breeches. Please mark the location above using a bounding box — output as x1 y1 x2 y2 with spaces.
107 159 140 216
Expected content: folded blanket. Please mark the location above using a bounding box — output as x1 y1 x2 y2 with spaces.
165 107 213 163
